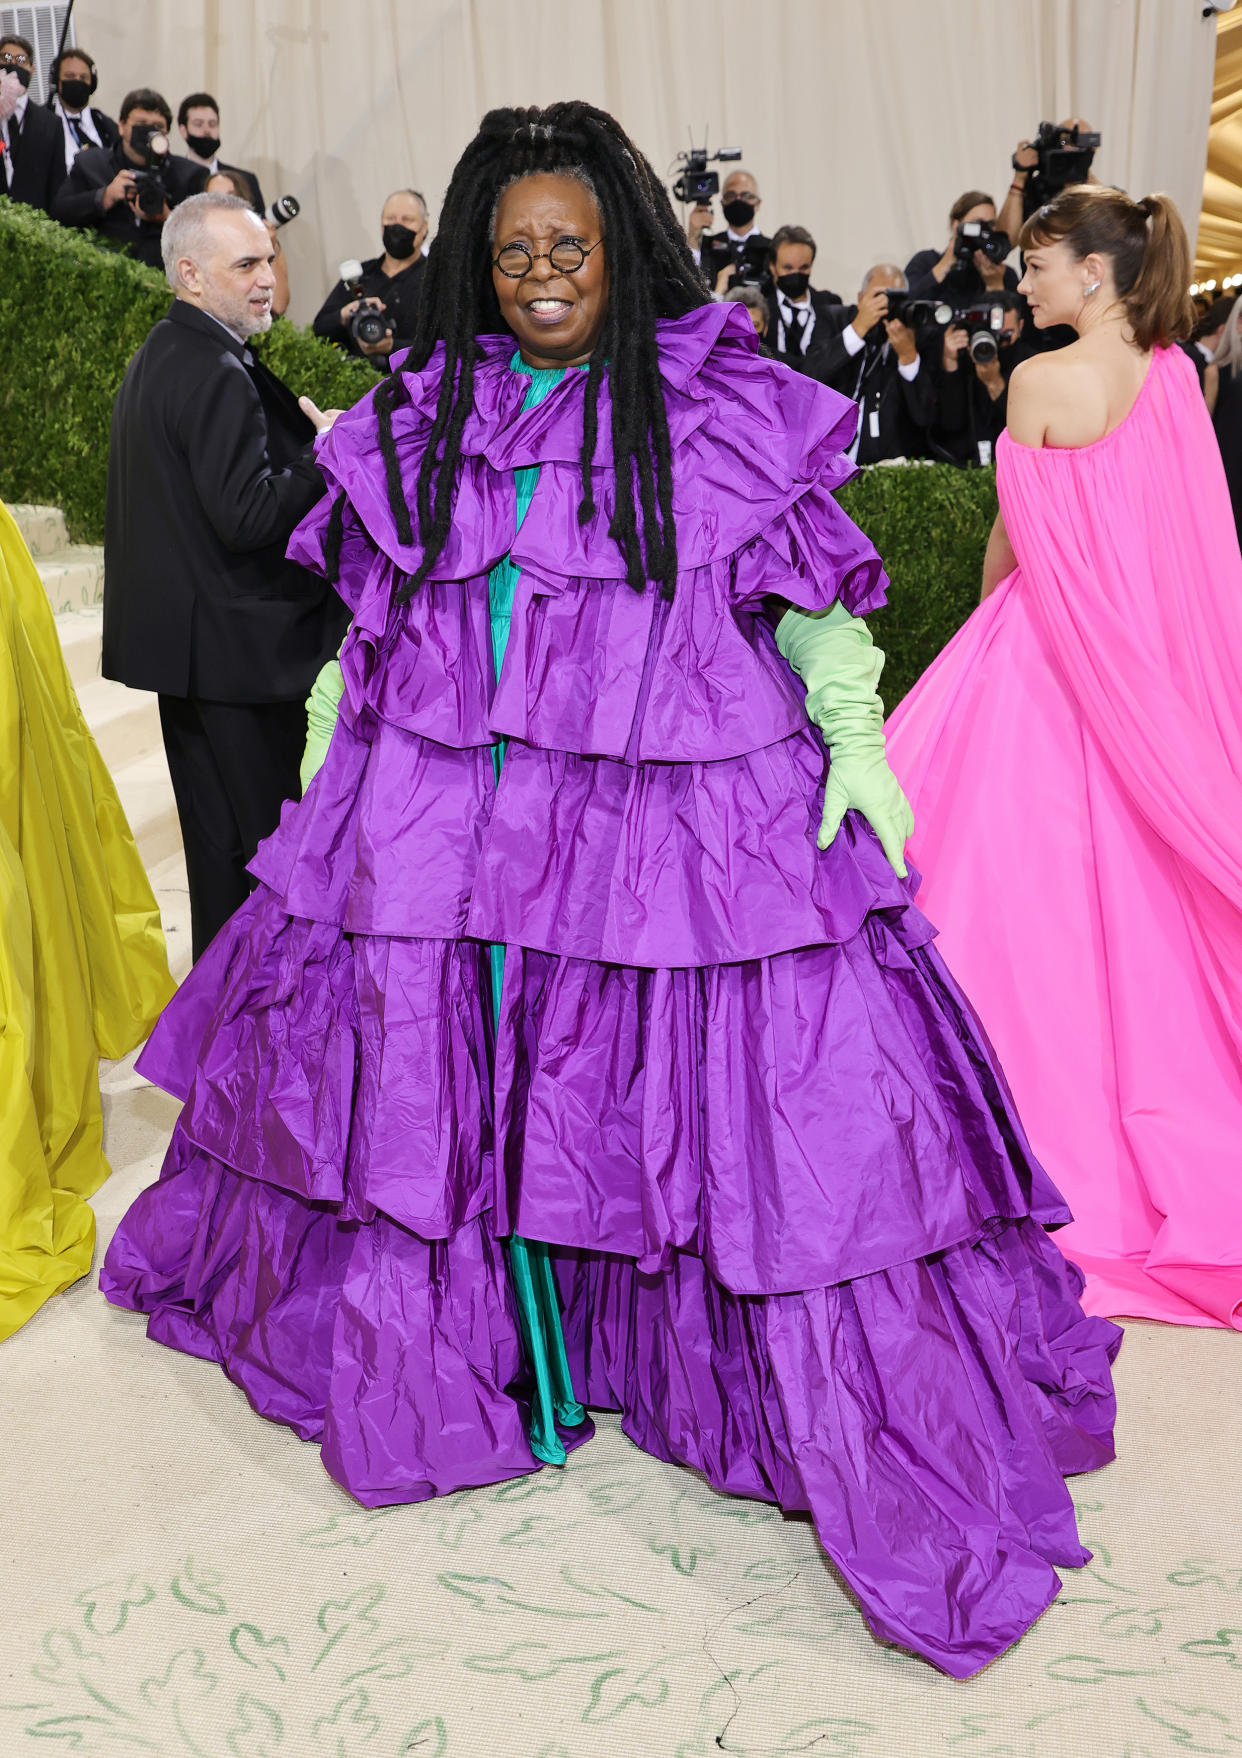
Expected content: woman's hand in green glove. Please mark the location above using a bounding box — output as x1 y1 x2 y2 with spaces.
775 599 914 879
300 657 345 793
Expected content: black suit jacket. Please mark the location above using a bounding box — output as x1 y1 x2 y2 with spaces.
699 228 772 291
43 99 120 175
812 304 937 463
50 141 206 268
103 300 348 702
2 99 66 212
764 287 843 370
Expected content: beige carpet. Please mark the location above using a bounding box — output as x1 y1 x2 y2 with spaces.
2 892 1240 1756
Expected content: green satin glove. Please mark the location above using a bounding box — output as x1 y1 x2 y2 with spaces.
775 599 914 877
299 657 345 793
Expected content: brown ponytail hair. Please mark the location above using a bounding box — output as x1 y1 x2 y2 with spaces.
1018 185 1194 350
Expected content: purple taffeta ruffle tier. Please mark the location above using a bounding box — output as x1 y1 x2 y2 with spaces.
102 302 1120 1678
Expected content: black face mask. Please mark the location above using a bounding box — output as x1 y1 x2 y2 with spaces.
382 222 418 261
59 77 92 111
722 197 755 229
7 64 32 89
187 132 221 160
776 271 811 300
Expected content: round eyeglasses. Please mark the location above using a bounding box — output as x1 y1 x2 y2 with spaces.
492 239 604 279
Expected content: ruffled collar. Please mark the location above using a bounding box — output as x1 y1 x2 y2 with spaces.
320 303 757 474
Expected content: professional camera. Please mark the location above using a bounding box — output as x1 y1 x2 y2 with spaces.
954 218 1011 265
671 141 742 207
952 300 1009 364
883 289 1013 363
128 122 171 218
880 288 949 330
338 259 395 348
266 194 300 228
1024 121 1101 206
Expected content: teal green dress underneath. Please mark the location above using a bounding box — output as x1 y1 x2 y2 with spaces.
488 355 588 1462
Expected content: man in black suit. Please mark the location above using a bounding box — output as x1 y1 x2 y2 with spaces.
762 225 842 371
51 88 206 270
686 167 772 294
929 304 1030 466
812 264 936 465
104 191 349 959
313 188 429 371
1179 294 1233 393
0 34 69 212
45 46 118 177
178 91 265 215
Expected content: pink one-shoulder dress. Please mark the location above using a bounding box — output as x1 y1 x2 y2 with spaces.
887 343 1242 1329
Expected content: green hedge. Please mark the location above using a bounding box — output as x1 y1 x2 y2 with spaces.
0 197 988 701
0 198 372 544
837 464 994 704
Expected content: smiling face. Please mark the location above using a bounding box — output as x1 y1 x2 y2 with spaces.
1017 236 1109 329
491 172 610 368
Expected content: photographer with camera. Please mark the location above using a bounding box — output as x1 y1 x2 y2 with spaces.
930 300 1029 465
687 167 772 294
312 189 429 370
815 263 936 463
999 120 1101 355
0 33 69 212
45 47 118 177
762 225 843 369
905 190 1019 305
178 92 265 216
51 88 206 269
998 118 1100 245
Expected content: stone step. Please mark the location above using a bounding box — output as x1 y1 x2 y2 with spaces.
7 502 69 558
55 606 104 690
146 848 192 984
75 676 164 778
37 546 105 614
111 744 184 877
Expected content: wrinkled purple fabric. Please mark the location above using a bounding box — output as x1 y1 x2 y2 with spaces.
102 302 1120 1679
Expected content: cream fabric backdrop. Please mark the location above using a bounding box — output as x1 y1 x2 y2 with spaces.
74 0 1215 328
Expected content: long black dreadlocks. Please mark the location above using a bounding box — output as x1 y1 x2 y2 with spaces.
380 101 710 603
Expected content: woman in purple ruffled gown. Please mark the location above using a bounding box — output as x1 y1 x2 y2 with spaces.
102 103 1120 1677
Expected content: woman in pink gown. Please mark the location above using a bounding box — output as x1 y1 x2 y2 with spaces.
887 185 1242 1331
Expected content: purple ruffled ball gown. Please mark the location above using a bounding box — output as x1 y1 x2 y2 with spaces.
102 302 1120 1678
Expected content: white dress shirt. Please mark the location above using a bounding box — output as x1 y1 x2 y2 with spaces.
51 91 105 174
840 321 921 463
774 288 815 355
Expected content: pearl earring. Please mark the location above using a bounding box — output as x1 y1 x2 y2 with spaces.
1083 279 1101 297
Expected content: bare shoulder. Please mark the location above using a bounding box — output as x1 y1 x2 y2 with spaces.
1006 348 1111 450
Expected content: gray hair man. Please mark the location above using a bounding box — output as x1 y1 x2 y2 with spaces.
104 192 350 959
814 262 936 464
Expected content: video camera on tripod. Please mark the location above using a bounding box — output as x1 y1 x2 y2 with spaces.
672 142 742 207
1021 122 1102 209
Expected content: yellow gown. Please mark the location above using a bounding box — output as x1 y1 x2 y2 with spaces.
0 501 174 1340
